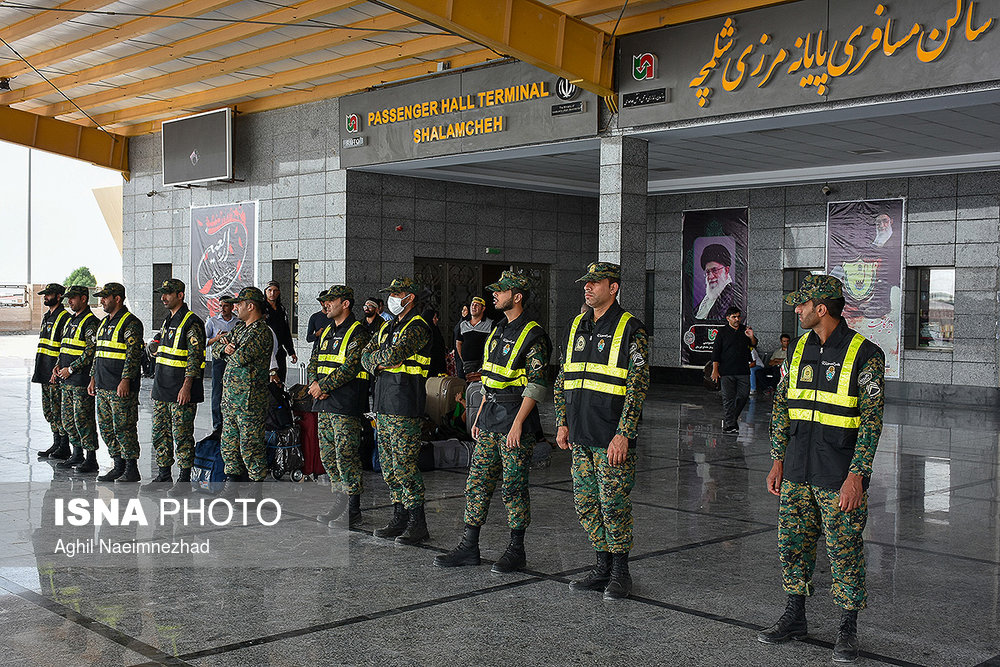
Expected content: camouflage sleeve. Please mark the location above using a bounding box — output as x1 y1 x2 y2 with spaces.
851 353 885 478
211 323 236 360
306 334 322 383
359 332 380 375
521 338 550 404
229 324 272 368
121 320 144 379
185 324 206 379
769 360 791 461
616 327 650 440
320 328 371 392
70 318 99 373
369 322 430 368
553 365 566 428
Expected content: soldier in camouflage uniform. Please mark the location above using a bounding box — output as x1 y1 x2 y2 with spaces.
307 285 371 528
88 283 145 483
54 285 101 474
213 287 274 495
758 275 884 664
33 283 71 459
435 270 551 573
554 262 649 601
146 279 206 492
360 277 433 545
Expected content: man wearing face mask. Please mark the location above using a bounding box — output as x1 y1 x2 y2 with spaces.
53 285 100 473
33 283 72 460
360 277 433 545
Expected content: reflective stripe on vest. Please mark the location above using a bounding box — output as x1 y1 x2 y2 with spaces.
563 312 632 396
316 321 370 380
96 312 134 361
481 321 540 390
36 310 70 358
60 312 96 357
786 333 865 429
377 316 431 378
156 311 205 369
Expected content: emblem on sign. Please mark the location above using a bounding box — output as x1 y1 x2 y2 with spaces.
826 366 836 381
633 53 656 80
556 78 579 100
345 113 360 133
841 259 878 302
575 335 586 352
801 365 814 382
708 328 718 341
597 339 606 353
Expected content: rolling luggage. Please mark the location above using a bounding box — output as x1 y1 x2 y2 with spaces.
432 439 473 469
265 424 304 481
191 432 225 494
295 409 323 477
425 376 466 427
465 381 483 432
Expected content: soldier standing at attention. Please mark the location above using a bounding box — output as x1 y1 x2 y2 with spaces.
554 262 649 601
758 275 884 664
360 277 433 545
34 283 71 460
435 270 550 573
89 283 145 483
308 285 371 528
213 287 274 497
146 279 206 490
53 285 100 473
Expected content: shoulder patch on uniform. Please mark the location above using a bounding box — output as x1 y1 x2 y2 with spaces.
531 358 542 370
348 340 358 351
866 382 881 397
858 370 873 386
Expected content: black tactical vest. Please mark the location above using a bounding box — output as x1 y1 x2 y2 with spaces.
32 306 70 384
152 306 205 403
371 310 432 418
57 310 98 388
477 313 547 434
312 317 371 416
93 309 143 392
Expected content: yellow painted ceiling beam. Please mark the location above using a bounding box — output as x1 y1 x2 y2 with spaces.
34 11 414 117
116 49 496 136
553 0 662 20
0 105 128 175
0 0 116 44
375 0 614 96
596 0 798 34
0 0 244 79
0 0 364 107
79 33 467 127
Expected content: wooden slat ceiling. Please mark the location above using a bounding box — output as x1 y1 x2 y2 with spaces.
0 0 788 136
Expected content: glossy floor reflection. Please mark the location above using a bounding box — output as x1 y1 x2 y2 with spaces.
1 336 999 666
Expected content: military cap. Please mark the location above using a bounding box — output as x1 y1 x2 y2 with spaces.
37 283 65 295
576 262 621 283
64 285 90 299
471 296 486 306
486 270 532 292
318 285 354 302
153 278 185 294
784 274 844 306
94 282 125 298
222 286 266 304
380 277 419 294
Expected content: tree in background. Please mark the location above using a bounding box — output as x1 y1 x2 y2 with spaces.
64 266 97 287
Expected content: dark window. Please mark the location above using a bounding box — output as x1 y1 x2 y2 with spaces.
645 270 655 334
271 260 299 335
905 267 954 349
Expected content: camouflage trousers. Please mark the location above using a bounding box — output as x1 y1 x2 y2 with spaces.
779 479 868 610
571 445 637 554
375 414 424 509
318 413 363 496
152 400 196 469
96 389 140 460
221 406 267 482
61 385 97 451
464 429 535 530
41 383 65 435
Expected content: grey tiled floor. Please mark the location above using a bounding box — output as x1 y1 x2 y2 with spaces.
1 335 998 666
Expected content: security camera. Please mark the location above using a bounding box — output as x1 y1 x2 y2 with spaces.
146 190 157 197
821 185 832 197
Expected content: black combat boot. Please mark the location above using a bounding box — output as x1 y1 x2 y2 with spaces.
141 466 173 492
97 457 126 482
74 449 99 474
38 432 62 458
832 609 859 663
395 504 429 545
218 475 241 499
317 494 348 524
569 551 612 592
433 524 481 568
167 468 192 497
603 552 633 600
491 528 526 574
119 459 141 483
57 445 84 468
347 494 363 528
757 594 808 644
49 434 72 460
373 503 409 539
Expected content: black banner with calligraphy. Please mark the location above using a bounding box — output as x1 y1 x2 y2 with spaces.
190 202 257 321
826 199 904 379
681 208 750 368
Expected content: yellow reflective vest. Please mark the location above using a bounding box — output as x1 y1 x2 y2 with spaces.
312 317 371 416
371 311 432 418
32 306 70 383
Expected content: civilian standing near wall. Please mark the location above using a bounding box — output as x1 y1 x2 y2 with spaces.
205 300 239 433
711 306 757 434
456 297 493 376
306 292 334 351
34 283 71 460
53 285 100 473
264 281 297 382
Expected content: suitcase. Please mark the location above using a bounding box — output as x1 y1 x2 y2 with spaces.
191 434 225 494
289 362 313 412
425 376 466 427
294 410 323 477
432 439 473 469
265 424 304 481
465 381 484 432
